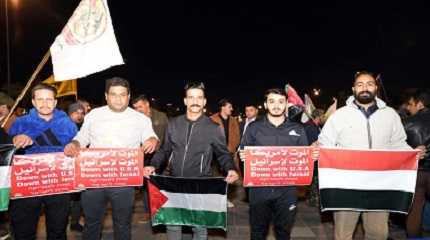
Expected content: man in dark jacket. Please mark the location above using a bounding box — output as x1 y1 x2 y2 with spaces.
0 128 12 239
8 83 77 240
404 89 430 237
240 88 309 240
144 82 239 240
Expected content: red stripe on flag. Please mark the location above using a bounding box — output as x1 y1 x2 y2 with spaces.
147 180 168 218
319 148 418 171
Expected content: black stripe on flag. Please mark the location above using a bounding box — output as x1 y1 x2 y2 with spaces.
43 129 62 146
320 189 413 213
150 175 227 195
0 144 16 167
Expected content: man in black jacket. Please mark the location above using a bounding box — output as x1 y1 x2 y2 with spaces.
240 88 309 240
144 82 239 240
404 89 430 237
0 128 12 239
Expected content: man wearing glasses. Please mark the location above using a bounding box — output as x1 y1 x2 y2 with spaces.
9 83 78 240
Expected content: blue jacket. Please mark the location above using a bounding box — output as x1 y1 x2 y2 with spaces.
9 108 77 154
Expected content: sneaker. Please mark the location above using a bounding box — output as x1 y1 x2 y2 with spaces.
70 223 84 232
0 227 9 240
227 200 235 208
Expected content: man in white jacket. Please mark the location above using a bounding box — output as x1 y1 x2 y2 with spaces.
318 71 425 240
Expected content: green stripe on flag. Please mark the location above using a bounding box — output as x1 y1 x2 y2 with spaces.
152 207 227 230
0 187 10 211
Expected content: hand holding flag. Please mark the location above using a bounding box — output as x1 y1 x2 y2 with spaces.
225 170 239 184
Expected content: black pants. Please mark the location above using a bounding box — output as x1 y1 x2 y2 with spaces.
9 194 70 240
249 187 297 240
81 187 134 240
70 192 82 225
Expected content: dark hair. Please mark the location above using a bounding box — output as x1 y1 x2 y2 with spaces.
353 70 377 84
184 82 205 96
244 103 258 109
218 98 232 110
68 102 85 114
105 77 130 94
31 83 57 99
264 88 287 102
0 92 14 108
311 108 325 119
410 89 430 108
131 94 149 105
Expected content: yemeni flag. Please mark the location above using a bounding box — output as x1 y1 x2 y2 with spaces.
319 147 419 214
0 144 16 211
148 175 228 230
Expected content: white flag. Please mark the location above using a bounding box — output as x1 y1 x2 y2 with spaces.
50 0 124 81
301 94 316 123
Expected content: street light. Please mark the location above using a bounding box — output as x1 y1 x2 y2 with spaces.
312 88 321 97
5 0 11 94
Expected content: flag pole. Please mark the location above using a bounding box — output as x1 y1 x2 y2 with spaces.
1 50 51 128
376 74 389 104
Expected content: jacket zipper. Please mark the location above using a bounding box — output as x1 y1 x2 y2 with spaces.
366 119 372 149
181 123 195 176
200 154 204 173
167 152 173 169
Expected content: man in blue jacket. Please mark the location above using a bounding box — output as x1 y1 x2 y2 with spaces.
240 88 309 240
8 83 77 240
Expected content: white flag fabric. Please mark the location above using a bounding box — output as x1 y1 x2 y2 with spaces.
50 0 124 81
301 94 316 123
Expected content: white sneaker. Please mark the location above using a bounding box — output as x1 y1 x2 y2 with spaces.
227 200 234 208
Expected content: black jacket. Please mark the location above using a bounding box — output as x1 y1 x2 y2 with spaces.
241 116 308 148
0 128 11 144
240 116 309 195
404 108 430 170
150 114 236 177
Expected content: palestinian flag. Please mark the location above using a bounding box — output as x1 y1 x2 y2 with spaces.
319 147 419 214
148 175 228 230
0 144 16 211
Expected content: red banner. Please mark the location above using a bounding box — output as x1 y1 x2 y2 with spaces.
11 153 76 198
243 146 313 187
75 148 144 189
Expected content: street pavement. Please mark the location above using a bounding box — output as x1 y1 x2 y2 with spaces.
33 186 410 239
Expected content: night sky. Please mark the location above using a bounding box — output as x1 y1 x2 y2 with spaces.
1 1 430 112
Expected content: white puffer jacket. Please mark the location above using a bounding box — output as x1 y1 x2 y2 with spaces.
318 96 411 150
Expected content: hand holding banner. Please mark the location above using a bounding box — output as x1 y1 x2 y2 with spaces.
243 146 313 187
10 148 144 199
11 153 76 198
75 148 144 189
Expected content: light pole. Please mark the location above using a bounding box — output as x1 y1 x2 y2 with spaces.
4 0 11 94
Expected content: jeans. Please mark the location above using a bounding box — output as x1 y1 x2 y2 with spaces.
166 225 207 240
423 200 430 231
406 170 430 237
334 211 389 240
142 179 149 213
9 194 70 240
249 187 297 240
81 187 134 240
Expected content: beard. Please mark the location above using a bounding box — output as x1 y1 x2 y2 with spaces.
354 90 376 104
268 107 286 117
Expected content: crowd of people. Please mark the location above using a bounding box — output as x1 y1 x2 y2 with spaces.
0 71 429 240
